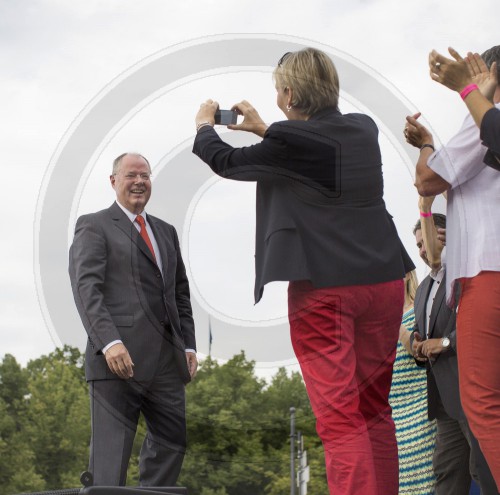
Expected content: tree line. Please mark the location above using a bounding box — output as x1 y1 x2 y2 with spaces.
0 347 327 494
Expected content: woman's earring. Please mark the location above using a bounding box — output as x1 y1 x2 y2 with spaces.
286 104 292 111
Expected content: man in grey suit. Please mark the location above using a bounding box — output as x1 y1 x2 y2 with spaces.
410 207 497 494
69 152 197 486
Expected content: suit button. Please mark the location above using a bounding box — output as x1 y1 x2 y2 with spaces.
156 272 161 278
160 321 165 326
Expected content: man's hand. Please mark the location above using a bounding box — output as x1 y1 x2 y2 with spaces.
412 332 428 362
420 338 449 360
104 343 134 379
405 112 434 150
463 51 498 102
186 351 198 379
437 227 446 246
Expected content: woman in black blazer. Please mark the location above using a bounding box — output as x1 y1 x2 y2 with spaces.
193 48 413 495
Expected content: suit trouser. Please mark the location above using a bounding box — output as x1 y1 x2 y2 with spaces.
433 390 500 494
457 271 500 492
433 394 472 495
288 279 404 495
88 341 186 486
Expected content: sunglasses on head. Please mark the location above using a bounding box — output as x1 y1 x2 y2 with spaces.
277 52 292 67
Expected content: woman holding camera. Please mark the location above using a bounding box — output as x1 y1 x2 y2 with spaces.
193 48 413 495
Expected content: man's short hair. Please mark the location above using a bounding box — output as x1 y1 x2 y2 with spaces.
112 152 151 175
481 45 500 82
413 213 446 235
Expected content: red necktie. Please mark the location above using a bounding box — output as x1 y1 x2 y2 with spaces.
135 215 156 262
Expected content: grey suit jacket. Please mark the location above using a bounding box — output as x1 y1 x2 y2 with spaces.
412 272 463 420
69 202 196 384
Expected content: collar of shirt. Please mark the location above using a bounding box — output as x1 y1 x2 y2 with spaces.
430 266 444 282
116 200 147 225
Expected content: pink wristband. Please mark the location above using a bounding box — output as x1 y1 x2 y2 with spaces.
420 211 432 218
460 84 478 100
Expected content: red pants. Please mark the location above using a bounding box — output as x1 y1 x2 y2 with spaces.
288 279 403 495
457 271 500 490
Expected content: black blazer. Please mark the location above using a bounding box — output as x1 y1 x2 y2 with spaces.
193 107 414 302
412 273 463 420
481 106 500 170
69 202 196 383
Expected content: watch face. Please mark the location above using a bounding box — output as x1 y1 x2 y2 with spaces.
442 337 450 347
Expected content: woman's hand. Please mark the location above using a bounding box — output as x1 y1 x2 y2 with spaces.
429 48 471 92
404 112 434 149
228 100 268 137
195 99 218 129
429 48 497 102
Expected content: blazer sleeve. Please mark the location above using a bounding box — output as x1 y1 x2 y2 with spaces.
68 214 121 352
480 107 500 170
192 125 289 181
171 226 196 351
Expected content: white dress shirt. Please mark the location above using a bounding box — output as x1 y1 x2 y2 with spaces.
428 105 500 302
425 267 444 338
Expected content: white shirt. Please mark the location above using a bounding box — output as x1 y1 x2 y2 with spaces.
425 267 444 338
428 105 500 302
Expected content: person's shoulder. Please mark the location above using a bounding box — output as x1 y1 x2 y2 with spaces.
341 112 378 129
267 119 303 133
75 204 117 227
346 112 376 123
416 273 432 291
77 206 108 221
147 214 175 232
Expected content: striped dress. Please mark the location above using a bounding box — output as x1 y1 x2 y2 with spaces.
389 307 437 494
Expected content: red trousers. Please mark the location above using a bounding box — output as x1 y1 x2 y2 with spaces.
288 279 404 495
458 271 500 490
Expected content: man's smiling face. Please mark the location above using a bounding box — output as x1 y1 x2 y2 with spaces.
111 153 152 214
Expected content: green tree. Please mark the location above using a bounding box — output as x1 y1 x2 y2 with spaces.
0 355 46 494
178 353 327 495
261 368 327 494
23 346 90 489
0 347 328 494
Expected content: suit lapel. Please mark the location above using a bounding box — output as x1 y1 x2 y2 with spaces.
428 280 446 338
108 203 157 266
147 214 170 277
415 276 432 338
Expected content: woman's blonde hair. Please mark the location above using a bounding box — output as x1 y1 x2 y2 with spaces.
273 47 340 117
405 270 419 305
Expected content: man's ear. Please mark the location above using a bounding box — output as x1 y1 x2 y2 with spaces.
110 175 116 188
